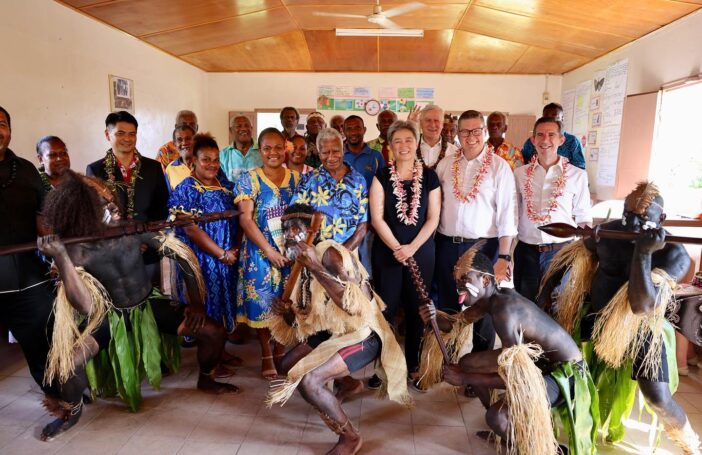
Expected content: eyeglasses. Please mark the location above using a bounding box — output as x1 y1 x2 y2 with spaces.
458 127 484 137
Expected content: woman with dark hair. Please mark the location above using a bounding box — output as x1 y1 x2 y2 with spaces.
168 133 239 334
369 120 441 385
236 127 300 378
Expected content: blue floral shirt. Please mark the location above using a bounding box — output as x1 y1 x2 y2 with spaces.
291 164 368 244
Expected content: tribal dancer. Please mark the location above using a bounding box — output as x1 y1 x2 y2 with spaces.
267 203 411 455
37 171 238 435
540 181 700 454
420 241 598 455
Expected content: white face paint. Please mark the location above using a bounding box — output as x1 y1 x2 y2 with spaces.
465 282 480 298
643 220 657 230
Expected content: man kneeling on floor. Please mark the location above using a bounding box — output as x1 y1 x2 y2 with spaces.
419 241 598 455
267 203 411 455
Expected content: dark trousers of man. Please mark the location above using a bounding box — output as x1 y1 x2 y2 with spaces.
433 233 498 353
0 281 56 393
513 241 567 303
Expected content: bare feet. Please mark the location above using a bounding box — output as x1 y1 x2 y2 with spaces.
40 399 83 441
262 355 278 379
220 351 243 367
212 364 236 378
197 373 240 394
335 376 364 403
326 433 362 455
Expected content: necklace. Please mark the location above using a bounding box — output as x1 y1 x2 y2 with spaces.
523 156 569 224
416 136 448 170
104 149 142 220
451 146 492 204
389 159 423 225
0 159 17 189
39 168 53 192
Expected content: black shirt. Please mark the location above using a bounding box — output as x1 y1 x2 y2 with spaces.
0 149 50 291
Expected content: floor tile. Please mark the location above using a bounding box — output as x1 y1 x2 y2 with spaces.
413 424 471 454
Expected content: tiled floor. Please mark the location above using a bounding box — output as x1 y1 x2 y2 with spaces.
1 338 701 454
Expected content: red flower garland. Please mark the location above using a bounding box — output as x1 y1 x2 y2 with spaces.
451 147 493 204
523 156 569 224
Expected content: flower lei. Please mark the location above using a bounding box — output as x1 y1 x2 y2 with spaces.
451 146 492 204
104 149 142 220
389 159 423 226
523 156 569 224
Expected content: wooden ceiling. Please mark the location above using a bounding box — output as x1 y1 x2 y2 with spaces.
57 0 701 73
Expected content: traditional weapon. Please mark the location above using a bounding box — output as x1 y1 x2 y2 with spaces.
405 257 450 364
0 210 239 256
538 222 702 246
281 212 324 302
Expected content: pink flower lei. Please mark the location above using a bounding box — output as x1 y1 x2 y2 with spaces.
451 147 493 204
389 159 423 226
524 156 569 224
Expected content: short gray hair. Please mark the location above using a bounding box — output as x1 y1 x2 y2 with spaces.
419 104 444 121
387 120 419 143
488 111 507 125
316 127 344 152
176 110 197 122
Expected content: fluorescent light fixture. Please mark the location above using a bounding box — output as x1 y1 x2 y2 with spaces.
335 28 424 38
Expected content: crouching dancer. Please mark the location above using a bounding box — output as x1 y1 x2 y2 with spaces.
420 241 598 455
267 203 411 455
37 171 238 438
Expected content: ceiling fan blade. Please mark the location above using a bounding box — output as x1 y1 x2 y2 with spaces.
383 2 425 18
378 18 401 29
313 11 367 19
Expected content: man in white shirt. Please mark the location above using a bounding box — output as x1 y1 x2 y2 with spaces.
513 117 592 302
434 109 517 352
412 104 458 170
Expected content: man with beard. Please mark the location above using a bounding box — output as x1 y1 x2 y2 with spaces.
267 203 410 455
280 106 302 141
304 111 325 168
540 182 700 453
220 115 261 182
368 109 397 163
419 241 598 455
37 172 239 436
36 136 71 190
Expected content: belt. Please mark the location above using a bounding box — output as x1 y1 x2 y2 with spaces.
522 241 570 253
437 232 482 244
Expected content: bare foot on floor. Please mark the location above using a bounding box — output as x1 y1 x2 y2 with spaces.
326 434 362 455
197 374 240 395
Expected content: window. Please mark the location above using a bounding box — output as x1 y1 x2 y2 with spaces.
649 81 702 218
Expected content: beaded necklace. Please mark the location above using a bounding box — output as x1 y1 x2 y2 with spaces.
0 159 18 189
104 149 142 220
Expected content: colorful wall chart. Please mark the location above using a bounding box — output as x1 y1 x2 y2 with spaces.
317 86 434 112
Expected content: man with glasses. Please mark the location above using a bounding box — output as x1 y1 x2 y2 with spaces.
434 109 517 354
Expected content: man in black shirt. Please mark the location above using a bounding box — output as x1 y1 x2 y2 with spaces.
0 106 72 437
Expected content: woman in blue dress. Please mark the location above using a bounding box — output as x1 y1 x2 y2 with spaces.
168 133 239 333
235 127 299 378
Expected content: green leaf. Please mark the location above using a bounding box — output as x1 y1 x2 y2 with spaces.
140 302 163 390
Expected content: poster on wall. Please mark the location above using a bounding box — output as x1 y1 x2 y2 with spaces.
317 86 433 113
596 125 622 186
573 81 591 138
109 75 134 113
561 89 576 132
602 59 629 126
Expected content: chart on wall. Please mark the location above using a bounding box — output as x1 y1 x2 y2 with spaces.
564 58 629 189
316 85 434 113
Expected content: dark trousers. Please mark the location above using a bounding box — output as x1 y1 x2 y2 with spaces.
0 281 55 393
513 241 561 303
433 234 498 353
372 241 434 373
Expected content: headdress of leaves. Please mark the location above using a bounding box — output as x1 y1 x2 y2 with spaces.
453 239 488 281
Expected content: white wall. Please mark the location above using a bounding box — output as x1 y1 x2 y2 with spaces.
0 0 207 171
562 9 702 95
205 73 561 144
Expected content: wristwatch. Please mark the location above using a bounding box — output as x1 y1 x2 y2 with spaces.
498 254 512 262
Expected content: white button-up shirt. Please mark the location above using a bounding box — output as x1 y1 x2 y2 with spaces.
420 137 458 169
436 146 518 239
514 157 592 245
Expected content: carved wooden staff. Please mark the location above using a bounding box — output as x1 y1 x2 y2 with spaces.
538 222 702 245
281 212 324 302
405 257 450 364
0 210 240 256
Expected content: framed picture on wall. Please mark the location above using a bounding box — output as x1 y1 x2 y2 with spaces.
108 75 134 113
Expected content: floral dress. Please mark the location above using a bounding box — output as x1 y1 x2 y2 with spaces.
235 168 299 328
168 176 238 332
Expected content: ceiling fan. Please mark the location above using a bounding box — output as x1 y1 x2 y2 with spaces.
314 1 426 30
